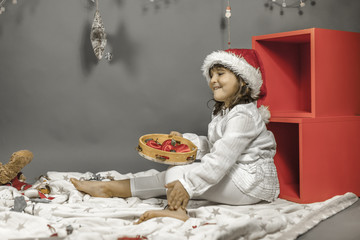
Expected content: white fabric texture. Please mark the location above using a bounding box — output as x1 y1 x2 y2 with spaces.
0 170 357 240
181 102 279 202
130 171 167 199
130 165 260 205
166 164 260 205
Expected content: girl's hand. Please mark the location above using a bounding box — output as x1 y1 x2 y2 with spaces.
169 131 182 138
165 180 189 210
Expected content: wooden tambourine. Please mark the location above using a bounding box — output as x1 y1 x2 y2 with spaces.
136 134 197 165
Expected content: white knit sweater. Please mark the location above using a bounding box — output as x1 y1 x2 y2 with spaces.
181 102 280 202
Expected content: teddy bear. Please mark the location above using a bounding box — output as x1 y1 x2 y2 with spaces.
0 150 33 185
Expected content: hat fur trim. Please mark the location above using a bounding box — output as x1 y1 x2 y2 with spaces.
258 105 271 124
202 51 263 99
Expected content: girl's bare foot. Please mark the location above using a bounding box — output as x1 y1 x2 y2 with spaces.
70 178 113 197
135 207 189 224
71 178 132 199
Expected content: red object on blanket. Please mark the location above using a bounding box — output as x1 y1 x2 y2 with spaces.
118 236 148 240
38 192 55 200
5 172 55 200
5 172 32 191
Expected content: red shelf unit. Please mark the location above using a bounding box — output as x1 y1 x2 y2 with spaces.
253 28 360 118
268 117 360 203
252 28 360 203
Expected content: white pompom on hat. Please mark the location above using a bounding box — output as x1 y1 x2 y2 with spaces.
202 48 271 123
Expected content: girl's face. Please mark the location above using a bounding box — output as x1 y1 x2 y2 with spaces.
209 66 240 107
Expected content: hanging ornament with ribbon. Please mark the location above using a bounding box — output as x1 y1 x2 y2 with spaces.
225 0 231 49
90 0 107 60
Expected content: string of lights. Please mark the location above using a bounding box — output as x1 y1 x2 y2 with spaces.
264 0 316 15
0 0 17 15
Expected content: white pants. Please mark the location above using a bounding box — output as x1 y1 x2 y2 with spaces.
130 163 260 205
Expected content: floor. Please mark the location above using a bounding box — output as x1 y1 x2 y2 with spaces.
298 197 360 240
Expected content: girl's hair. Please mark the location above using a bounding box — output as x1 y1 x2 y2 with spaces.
209 64 257 116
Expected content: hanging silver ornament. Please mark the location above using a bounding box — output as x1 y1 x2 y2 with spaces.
90 10 107 60
105 52 113 62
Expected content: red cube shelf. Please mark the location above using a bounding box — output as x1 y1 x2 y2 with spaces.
268 116 360 203
253 28 360 203
253 28 360 118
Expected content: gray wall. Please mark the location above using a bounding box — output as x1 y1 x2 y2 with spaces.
1 0 359 183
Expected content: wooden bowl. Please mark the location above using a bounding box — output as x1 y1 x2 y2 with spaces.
136 134 197 165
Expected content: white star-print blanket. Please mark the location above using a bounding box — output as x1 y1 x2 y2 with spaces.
0 170 358 240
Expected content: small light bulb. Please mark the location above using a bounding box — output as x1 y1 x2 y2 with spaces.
225 6 231 18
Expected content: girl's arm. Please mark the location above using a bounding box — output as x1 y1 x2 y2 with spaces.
182 133 210 159
170 131 210 159
179 112 257 198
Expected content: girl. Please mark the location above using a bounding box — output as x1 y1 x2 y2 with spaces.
71 49 280 224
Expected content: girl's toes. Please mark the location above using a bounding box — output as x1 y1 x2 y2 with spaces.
135 215 145 224
136 212 151 224
70 178 82 189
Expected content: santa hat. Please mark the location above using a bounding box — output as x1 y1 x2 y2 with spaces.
202 48 270 123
